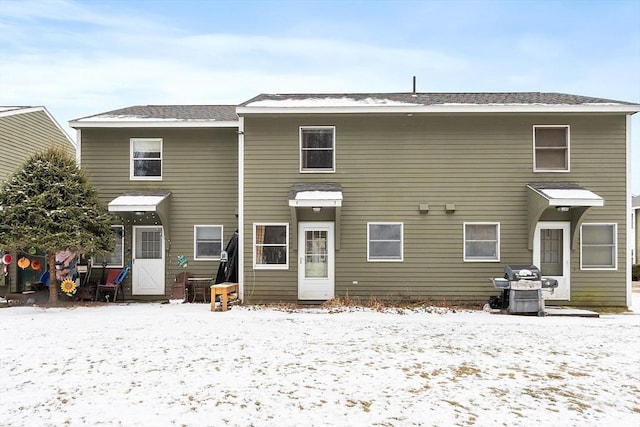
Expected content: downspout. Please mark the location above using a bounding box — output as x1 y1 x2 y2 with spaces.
75 128 82 166
626 114 632 310
238 116 245 302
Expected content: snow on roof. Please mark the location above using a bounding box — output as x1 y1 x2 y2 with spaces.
246 97 420 107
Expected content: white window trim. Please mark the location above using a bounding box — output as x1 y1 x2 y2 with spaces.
580 223 618 270
533 125 570 173
130 138 163 181
193 225 223 261
463 222 500 262
91 225 124 268
299 126 336 173
253 223 289 270
367 222 404 262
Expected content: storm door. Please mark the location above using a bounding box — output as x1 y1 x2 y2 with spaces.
132 226 165 295
533 222 570 300
298 222 334 300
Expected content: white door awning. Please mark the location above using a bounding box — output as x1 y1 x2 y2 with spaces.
527 183 604 250
108 191 171 239
108 193 171 212
527 185 604 207
288 183 343 207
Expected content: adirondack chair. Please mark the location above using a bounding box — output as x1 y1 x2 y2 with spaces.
96 265 129 302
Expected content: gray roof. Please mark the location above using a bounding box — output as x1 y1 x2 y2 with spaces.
241 92 637 107
73 105 238 122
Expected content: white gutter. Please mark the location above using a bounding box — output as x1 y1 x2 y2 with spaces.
238 116 245 302
69 120 239 129
76 129 82 166
237 104 640 115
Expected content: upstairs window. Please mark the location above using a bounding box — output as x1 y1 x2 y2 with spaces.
367 222 403 261
300 126 335 172
131 138 162 180
194 225 223 260
533 126 569 172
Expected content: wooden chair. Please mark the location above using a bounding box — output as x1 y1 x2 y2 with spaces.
95 266 128 302
171 271 192 302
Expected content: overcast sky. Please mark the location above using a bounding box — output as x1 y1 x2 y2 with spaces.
1 0 639 193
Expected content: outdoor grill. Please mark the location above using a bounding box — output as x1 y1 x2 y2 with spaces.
490 264 558 316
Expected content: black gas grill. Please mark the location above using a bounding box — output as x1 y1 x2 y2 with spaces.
490 264 558 316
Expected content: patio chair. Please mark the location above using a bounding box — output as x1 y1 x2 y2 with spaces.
171 271 193 302
95 265 129 302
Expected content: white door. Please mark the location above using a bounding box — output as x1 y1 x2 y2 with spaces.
533 222 570 300
298 222 335 300
132 226 165 295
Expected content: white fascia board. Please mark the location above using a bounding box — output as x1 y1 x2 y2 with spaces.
108 195 169 212
237 104 640 115
69 120 239 129
531 188 605 207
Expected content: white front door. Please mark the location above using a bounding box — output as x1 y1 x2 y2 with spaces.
132 226 165 295
298 222 335 300
533 222 571 300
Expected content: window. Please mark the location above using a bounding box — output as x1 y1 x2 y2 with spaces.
464 223 500 262
581 224 617 269
367 222 403 261
194 225 223 260
92 225 124 267
131 138 162 180
254 223 289 269
533 126 569 172
300 126 335 172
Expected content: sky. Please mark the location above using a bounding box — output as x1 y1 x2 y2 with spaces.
0 0 639 192
1 302 639 426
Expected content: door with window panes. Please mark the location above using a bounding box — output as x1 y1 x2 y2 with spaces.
298 222 334 300
533 222 570 300
132 226 165 295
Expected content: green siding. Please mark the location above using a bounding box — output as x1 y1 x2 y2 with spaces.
242 114 629 307
0 109 75 181
81 127 238 300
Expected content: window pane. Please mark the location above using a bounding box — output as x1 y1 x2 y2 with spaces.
133 140 161 158
535 128 567 148
133 159 161 177
301 128 334 170
582 224 615 269
302 150 333 169
464 224 499 260
368 223 402 260
255 224 288 267
534 127 568 170
370 224 402 241
370 241 402 259
195 226 222 258
93 226 123 267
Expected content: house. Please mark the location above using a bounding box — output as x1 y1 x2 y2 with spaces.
0 106 77 296
69 105 238 299
70 92 640 308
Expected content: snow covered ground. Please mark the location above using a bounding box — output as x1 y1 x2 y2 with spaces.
0 301 638 427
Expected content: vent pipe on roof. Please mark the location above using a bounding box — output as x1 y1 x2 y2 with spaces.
412 76 416 94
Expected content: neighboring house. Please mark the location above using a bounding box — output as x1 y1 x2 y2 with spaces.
633 195 640 266
69 105 238 299
0 106 77 295
71 93 640 308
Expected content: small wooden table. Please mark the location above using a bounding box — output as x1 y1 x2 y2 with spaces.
210 283 238 312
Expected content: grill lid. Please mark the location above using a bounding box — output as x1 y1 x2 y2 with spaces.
504 264 541 281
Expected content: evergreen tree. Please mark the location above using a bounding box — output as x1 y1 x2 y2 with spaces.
0 147 114 303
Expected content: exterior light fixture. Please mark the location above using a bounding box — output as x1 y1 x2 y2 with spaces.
556 206 570 212
312 207 321 213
